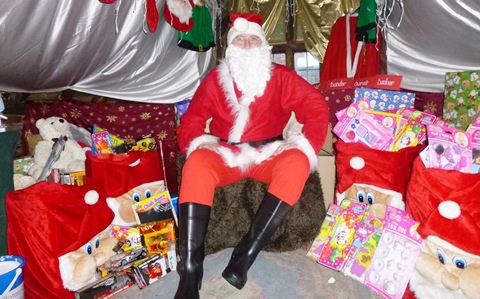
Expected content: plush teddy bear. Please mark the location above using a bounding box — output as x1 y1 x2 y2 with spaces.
28 116 86 181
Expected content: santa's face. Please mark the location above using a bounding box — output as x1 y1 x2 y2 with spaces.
225 42 272 98
409 236 480 299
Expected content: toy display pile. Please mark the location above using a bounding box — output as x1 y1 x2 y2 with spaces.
311 72 480 299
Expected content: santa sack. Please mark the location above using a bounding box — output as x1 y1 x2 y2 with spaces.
406 157 480 254
6 180 113 299
335 139 424 204
404 157 480 299
85 150 164 198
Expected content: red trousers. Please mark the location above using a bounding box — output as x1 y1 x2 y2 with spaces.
179 148 311 207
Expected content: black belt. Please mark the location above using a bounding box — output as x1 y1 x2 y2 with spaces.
221 135 284 147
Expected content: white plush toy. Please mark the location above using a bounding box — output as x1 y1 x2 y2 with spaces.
28 116 87 181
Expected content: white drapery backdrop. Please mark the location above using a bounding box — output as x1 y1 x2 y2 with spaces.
0 0 214 103
384 0 480 92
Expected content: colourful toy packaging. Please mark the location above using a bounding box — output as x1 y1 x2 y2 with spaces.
364 207 423 299
110 226 142 252
390 110 436 152
306 204 340 260
334 108 394 150
426 124 472 173
317 199 367 271
354 88 415 111
342 215 383 283
466 113 480 173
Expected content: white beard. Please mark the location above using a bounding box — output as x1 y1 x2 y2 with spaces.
225 44 273 98
409 268 468 299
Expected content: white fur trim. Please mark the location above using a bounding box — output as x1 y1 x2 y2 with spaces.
166 0 193 24
350 156 365 170
427 235 480 259
218 62 253 143
285 131 318 173
84 190 99 205
185 134 220 157
227 18 267 45
438 200 461 220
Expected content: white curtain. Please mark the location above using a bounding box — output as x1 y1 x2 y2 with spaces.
384 0 480 92
0 0 214 103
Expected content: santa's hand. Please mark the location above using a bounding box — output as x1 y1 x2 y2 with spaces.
274 143 297 155
197 142 221 154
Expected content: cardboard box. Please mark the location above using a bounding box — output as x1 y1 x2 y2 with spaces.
317 149 335 210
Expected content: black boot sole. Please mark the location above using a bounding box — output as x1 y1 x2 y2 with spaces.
221 267 245 290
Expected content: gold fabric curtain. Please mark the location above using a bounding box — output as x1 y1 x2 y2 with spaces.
222 0 360 62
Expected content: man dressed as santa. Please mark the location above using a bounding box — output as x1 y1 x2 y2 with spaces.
174 12 329 299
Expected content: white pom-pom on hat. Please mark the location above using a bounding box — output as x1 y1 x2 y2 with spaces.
227 13 267 45
84 190 99 205
438 200 461 219
234 18 249 32
350 156 365 170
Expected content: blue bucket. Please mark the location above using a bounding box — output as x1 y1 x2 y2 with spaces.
0 255 25 299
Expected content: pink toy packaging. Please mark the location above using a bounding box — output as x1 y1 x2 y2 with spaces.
390 110 436 152
466 114 480 173
342 215 383 283
333 106 393 150
306 204 340 260
426 124 472 173
317 199 367 271
364 207 423 299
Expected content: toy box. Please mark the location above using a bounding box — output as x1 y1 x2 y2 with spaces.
342 215 384 283
354 88 415 111
92 131 114 155
426 124 472 173
110 226 142 252
137 219 176 257
364 110 403 151
333 108 394 150
131 253 169 289
131 190 177 225
390 110 436 152
306 204 340 260
74 273 133 299
363 207 423 299
13 156 34 175
317 199 367 271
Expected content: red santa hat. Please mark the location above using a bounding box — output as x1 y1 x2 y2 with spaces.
164 0 194 32
227 12 267 45
335 140 423 206
6 180 114 298
406 157 480 256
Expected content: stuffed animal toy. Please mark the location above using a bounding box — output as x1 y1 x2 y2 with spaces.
59 228 118 291
28 116 86 181
405 157 480 299
334 140 423 215
107 180 166 227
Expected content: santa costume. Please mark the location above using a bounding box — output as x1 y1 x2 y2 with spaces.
174 12 329 299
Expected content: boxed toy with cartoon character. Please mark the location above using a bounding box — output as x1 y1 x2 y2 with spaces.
317 199 367 271
363 206 423 299
426 124 472 173
131 253 169 289
390 110 436 152
306 204 340 260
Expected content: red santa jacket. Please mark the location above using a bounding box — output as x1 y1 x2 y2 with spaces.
177 62 329 172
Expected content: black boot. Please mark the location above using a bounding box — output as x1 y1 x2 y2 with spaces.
222 192 292 290
174 202 211 299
